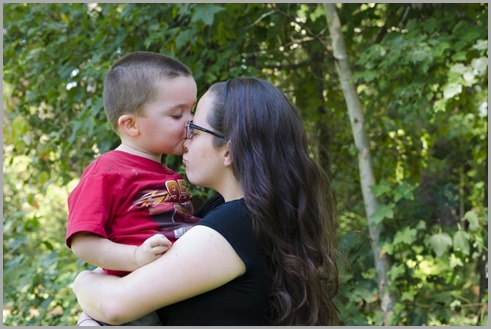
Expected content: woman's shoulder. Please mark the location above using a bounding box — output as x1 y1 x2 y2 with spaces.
197 199 259 263
197 198 251 242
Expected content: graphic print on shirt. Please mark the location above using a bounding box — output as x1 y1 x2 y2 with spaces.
130 179 200 240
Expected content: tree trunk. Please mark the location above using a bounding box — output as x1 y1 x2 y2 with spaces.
479 147 488 313
324 3 397 324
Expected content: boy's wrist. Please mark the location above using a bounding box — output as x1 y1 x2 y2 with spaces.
133 245 142 268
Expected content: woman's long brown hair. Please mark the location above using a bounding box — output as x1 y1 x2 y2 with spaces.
208 78 340 325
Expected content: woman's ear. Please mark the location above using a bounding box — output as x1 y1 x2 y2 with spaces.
118 114 140 137
223 141 233 167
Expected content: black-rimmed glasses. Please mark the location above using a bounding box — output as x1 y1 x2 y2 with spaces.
185 121 227 140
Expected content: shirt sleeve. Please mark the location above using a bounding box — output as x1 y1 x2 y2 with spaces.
65 169 116 248
197 201 257 270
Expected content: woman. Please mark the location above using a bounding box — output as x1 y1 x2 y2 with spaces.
73 77 340 325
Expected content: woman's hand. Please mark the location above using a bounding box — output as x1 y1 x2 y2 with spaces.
73 269 119 324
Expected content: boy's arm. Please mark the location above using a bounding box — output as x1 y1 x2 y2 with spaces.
71 232 171 272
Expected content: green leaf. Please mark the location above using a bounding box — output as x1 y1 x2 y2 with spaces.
410 43 433 64
452 51 467 61
471 57 488 75
42 240 54 251
380 242 394 255
191 4 224 25
394 183 415 202
429 233 452 256
473 39 488 51
389 263 405 281
434 98 447 112
401 289 416 302
450 63 467 75
176 30 195 49
453 230 470 255
371 203 395 225
443 83 462 99
309 5 325 22
11 115 30 138
39 171 50 185
464 210 480 231
393 227 417 245
353 70 377 83
416 220 427 230
449 253 463 268
450 299 462 310
371 180 391 197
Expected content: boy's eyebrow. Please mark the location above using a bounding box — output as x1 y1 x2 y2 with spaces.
168 103 195 112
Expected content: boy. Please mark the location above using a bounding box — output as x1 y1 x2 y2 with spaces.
66 51 199 325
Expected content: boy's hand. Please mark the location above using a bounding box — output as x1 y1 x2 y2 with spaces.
134 234 172 268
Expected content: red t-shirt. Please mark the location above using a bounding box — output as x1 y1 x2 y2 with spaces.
66 150 200 276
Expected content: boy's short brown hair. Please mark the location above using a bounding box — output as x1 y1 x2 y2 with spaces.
103 51 192 132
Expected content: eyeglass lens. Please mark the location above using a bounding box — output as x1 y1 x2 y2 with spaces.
186 122 194 139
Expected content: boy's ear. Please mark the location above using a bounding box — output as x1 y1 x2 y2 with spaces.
223 141 233 167
118 114 140 137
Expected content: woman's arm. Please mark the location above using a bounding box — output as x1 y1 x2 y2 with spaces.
73 225 246 325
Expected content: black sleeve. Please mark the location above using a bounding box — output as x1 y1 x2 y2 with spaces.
197 200 260 271
193 194 225 218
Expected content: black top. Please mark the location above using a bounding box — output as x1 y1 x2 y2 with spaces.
193 193 225 218
157 199 272 325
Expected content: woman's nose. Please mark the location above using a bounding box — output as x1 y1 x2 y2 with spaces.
183 139 189 152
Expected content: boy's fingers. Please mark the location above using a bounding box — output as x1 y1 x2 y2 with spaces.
152 245 171 255
149 234 172 247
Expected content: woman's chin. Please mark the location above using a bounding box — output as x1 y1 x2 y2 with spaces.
185 171 196 184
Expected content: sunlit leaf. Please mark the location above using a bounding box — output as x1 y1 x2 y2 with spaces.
453 230 470 255
443 83 462 99
464 210 480 231
429 233 452 256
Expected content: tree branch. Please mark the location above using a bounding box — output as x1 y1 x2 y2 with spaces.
269 4 334 61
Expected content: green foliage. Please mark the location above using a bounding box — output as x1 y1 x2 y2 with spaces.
3 2 487 326
3 153 87 325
